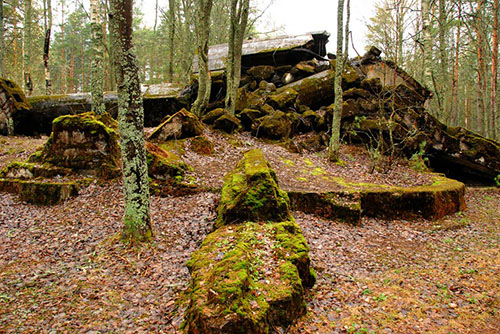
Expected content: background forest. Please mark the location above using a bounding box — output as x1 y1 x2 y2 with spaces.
0 0 499 141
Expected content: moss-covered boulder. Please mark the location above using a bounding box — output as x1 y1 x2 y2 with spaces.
267 88 298 110
0 161 72 180
213 113 242 134
34 112 120 178
217 149 291 226
201 108 225 125
184 220 315 334
185 149 315 333
189 136 215 155
238 108 263 131
247 65 276 81
236 87 267 112
148 108 203 141
251 111 296 140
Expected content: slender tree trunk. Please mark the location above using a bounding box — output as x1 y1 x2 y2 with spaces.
450 3 461 126
109 0 152 243
491 0 499 139
91 0 106 114
225 0 249 116
328 0 346 162
61 0 67 93
167 0 176 81
421 0 432 88
476 0 486 135
438 0 447 119
191 0 213 117
23 0 33 95
0 0 5 77
43 0 52 94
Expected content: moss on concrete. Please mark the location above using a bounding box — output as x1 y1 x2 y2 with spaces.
217 149 291 227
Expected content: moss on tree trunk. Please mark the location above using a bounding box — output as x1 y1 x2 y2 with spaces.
110 0 152 243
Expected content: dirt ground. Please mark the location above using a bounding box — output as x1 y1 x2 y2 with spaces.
0 134 499 333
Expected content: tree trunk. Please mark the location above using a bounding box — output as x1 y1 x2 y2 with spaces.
421 0 432 89
328 0 346 162
110 0 152 243
438 0 447 119
61 0 67 93
191 0 213 117
167 0 176 82
450 2 461 126
225 0 249 116
491 0 499 139
476 0 486 136
91 0 106 114
0 0 5 77
43 0 52 95
23 0 33 95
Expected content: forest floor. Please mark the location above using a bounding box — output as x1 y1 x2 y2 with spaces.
0 132 499 333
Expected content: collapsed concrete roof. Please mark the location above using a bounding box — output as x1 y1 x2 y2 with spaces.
193 31 330 72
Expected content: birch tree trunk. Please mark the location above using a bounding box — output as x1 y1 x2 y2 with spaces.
91 0 106 114
421 0 432 88
225 0 250 116
167 0 176 82
191 0 213 117
109 0 152 243
43 0 52 94
23 0 33 95
328 0 346 162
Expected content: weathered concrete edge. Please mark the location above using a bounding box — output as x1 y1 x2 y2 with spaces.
0 178 79 205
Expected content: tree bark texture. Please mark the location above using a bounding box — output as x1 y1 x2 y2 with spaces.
491 0 499 139
475 0 486 136
109 0 152 243
43 0 52 95
0 0 5 77
91 0 106 114
328 0 345 162
421 0 432 89
167 0 176 82
23 0 33 95
225 0 250 116
191 0 213 117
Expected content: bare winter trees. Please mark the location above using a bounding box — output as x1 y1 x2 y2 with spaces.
366 0 500 141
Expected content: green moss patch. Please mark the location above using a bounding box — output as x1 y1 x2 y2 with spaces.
184 220 315 334
217 149 291 227
37 112 121 179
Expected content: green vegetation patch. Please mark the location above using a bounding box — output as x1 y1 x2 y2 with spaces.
184 220 315 333
217 149 291 227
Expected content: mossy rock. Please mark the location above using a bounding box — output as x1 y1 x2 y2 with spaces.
236 87 267 113
184 220 315 334
297 110 321 133
213 113 242 134
217 149 291 227
267 88 298 110
247 65 276 81
190 135 215 155
37 112 121 178
0 178 78 205
238 108 263 131
145 141 187 180
0 161 72 180
149 108 204 142
202 108 225 125
251 111 295 140
0 77 32 111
